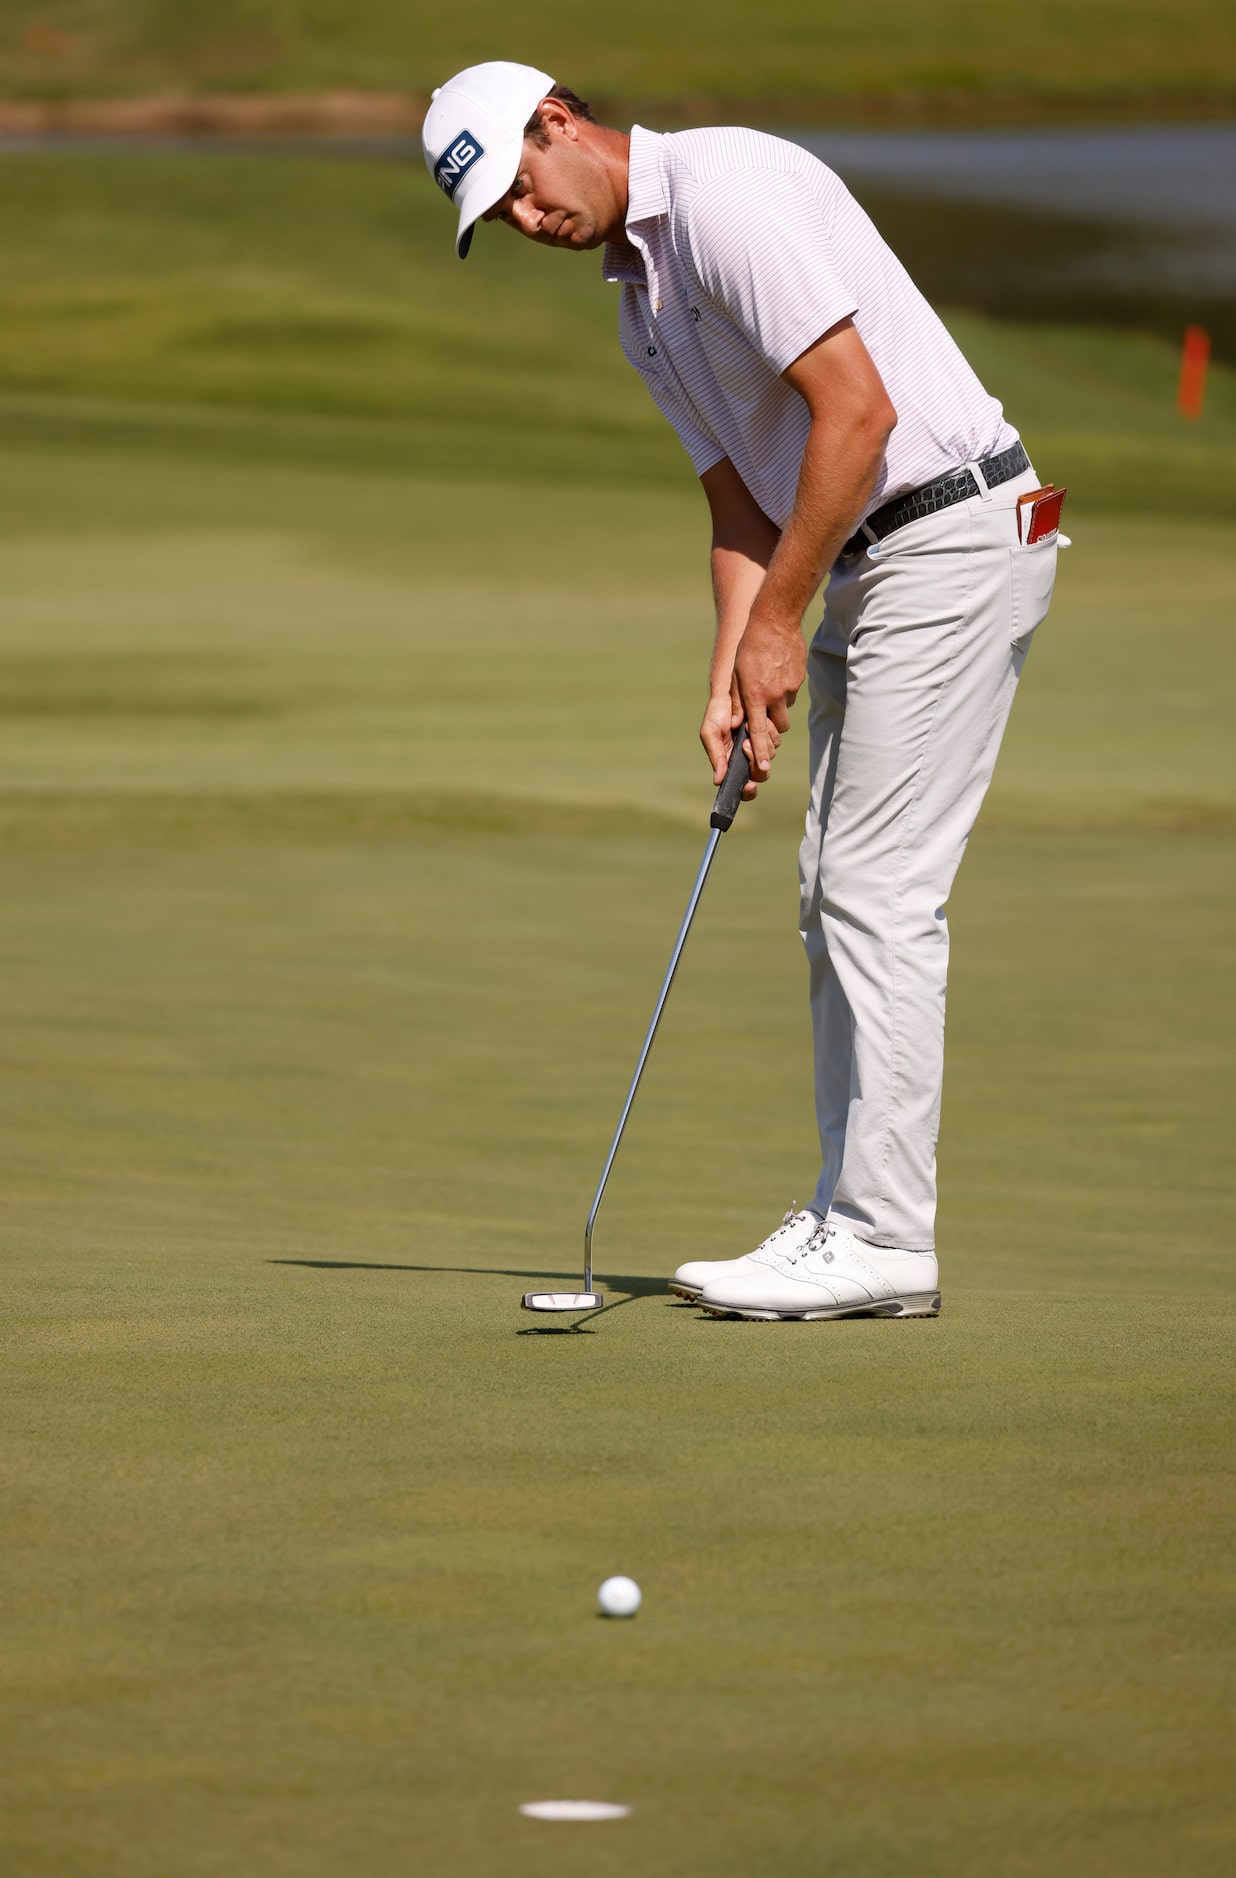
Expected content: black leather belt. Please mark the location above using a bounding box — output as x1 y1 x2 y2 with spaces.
838 440 1030 561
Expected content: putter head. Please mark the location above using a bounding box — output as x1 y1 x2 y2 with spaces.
521 1291 605 1313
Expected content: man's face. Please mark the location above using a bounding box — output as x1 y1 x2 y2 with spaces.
482 113 617 250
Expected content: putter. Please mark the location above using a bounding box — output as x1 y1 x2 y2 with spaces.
522 728 752 1315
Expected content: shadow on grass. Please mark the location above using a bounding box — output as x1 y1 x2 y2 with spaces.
270 1257 665 1294
268 1258 674 1334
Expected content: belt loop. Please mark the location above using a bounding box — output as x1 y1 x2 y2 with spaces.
968 457 992 503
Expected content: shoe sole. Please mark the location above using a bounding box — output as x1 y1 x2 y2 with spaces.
669 1283 703 1300
699 1292 942 1321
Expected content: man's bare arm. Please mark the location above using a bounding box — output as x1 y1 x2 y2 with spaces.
699 457 780 798
734 318 897 781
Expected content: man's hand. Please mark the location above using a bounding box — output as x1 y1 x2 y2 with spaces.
699 687 764 801
733 605 807 781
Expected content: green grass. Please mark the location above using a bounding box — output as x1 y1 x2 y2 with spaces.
1 415 1234 1873
2 152 1235 506
6 0 1236 118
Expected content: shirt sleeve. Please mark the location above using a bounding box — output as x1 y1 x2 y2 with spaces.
684 170 859 375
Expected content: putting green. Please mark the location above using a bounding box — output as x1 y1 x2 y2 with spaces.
2 424 1232 1875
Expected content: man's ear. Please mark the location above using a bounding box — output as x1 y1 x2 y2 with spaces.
539 98 579 141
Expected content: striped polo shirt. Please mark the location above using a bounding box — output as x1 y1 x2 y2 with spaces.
602 126 1017 527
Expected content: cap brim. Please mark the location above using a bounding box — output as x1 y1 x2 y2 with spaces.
452 130 523 259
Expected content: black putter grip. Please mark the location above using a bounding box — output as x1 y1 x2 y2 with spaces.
710 724 751 832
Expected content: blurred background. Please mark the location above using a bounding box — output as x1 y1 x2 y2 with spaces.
4 8 1233 1877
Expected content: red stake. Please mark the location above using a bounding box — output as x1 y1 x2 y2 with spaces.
1177 325 1211 421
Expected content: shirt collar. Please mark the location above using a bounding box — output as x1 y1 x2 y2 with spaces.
602 126 668 284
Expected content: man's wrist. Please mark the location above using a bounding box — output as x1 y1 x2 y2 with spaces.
745 601 803 644
754 556 818 634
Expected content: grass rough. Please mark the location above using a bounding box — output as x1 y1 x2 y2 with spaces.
1 152 1234 510
4 1 1236 119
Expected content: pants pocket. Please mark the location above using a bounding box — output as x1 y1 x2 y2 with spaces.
1009 538 1058 659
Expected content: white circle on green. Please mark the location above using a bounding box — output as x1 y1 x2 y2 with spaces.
520 1800 631 1821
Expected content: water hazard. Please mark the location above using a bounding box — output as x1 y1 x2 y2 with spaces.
794 125 1236 360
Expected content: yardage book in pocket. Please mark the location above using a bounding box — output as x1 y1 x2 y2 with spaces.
1017 485 1067 544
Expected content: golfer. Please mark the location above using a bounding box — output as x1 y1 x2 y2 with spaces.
423 65 1060 1322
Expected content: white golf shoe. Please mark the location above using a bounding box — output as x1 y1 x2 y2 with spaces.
697 1220 941 1321
669 1207 825 1301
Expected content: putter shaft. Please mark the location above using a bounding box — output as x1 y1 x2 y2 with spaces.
582 824 724 1293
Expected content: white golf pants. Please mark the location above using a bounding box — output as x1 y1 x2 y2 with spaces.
798 466 1057 1250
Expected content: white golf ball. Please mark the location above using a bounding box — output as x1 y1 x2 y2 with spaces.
597 1575 641 1618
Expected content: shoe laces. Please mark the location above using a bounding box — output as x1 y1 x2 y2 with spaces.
767 1214 833 1269
752 1207 807 1268
766 1205 807 1246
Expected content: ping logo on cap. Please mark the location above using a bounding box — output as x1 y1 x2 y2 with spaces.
434 131 485 198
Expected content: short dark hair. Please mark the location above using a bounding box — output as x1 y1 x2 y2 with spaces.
524 84 597 146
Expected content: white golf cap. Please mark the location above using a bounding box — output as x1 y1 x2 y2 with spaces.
422 62 555 259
